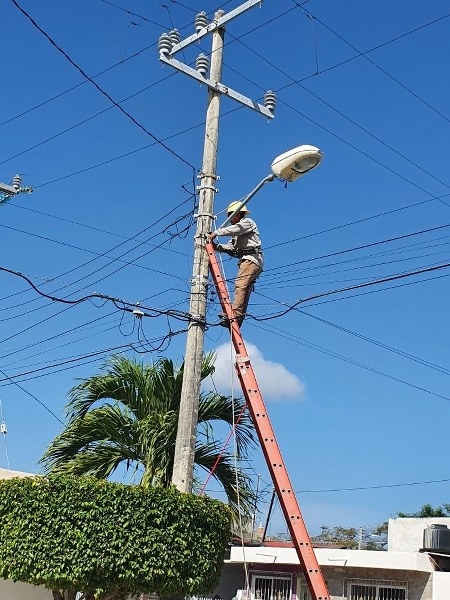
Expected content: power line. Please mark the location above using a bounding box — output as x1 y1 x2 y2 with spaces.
220 38 450 219
7 6 446 243
305 8 450 126
0 315 122 368
97 0 167 27
296 477 450 495
0 73 178 167
0 328 188 387
251 320 450 403
0 265 192 321
228 32 450 195
285 7 450 89
0 365 64 424
11 0 197 172
0 192 194 318
0 343 134 383
255 289 450 376
302 268 450 309
253 261 450 321
0 221 188 282
259 247 450 290
222 9 450 209
0 282 188 367
265 222 450 273
8 202 192 254
1 2 209 131
7 2 448 210
267 193 450 251
0 42 154 128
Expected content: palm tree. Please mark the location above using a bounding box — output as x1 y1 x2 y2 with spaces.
40 354 256 519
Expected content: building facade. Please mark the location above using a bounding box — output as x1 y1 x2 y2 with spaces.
210 518 450 600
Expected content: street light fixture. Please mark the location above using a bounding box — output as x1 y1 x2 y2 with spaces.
271 144 323 182
220 144 323 227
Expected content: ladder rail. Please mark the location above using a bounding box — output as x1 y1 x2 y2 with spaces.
206 242 330 600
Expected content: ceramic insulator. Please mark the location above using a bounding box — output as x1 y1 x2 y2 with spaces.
196 53 209 76
169 29 180 46
195 11 208 33
264 90 277 113
158 33 172 56
12 174 21 190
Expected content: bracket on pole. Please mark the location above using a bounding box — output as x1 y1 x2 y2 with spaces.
159 54 274 119
169 0 265 55
158 0 274 119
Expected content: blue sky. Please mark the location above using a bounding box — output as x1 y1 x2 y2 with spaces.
1 0 450 536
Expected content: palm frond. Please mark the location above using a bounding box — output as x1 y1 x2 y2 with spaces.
194 441 256 522
198 393 256 456
40 404 139 476
42 353 257 516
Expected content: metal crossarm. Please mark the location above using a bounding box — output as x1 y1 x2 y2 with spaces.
206 242 330 600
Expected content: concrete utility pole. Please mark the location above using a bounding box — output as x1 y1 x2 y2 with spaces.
171 13 225 492
158 1 275 493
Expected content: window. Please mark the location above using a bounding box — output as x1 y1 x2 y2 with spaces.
251 572 292 600
346 579 407 600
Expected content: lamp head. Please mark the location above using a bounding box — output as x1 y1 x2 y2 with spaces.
271 144 323 182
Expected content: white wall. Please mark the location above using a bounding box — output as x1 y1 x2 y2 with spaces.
388 518 450 552
0 579 52 600
229 545 433 572
432 572 450 599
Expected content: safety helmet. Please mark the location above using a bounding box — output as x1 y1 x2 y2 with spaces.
227 201 249 215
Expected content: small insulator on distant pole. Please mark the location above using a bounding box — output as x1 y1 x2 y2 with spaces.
169 29 180 46
158 33 172 57
264 90 277 113
12 174 21 190
195 11 208 33
196 53 210 77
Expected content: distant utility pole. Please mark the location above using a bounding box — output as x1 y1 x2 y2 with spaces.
158 1 276 493
0 174 32 206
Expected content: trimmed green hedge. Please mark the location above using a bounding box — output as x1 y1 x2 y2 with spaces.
0 474 230 598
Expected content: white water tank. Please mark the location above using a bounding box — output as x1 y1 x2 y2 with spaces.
423 524 450 553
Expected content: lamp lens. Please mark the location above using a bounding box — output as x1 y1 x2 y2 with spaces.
293 156 320 173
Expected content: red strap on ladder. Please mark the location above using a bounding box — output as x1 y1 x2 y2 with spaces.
207 242 330 600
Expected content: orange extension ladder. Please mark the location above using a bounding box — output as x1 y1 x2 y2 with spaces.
206 242 330 600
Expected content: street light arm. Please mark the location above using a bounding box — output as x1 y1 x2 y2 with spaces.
217 172 276 229
215 144 323 229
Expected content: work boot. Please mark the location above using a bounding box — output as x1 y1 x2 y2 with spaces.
235 313 244 327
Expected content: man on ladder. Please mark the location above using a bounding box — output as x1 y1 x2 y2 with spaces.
207 201 263 327
205 235 331 600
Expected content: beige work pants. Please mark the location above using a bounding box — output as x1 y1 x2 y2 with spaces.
233 259 262 323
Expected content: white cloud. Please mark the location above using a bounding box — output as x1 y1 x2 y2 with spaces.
205 341 305 401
